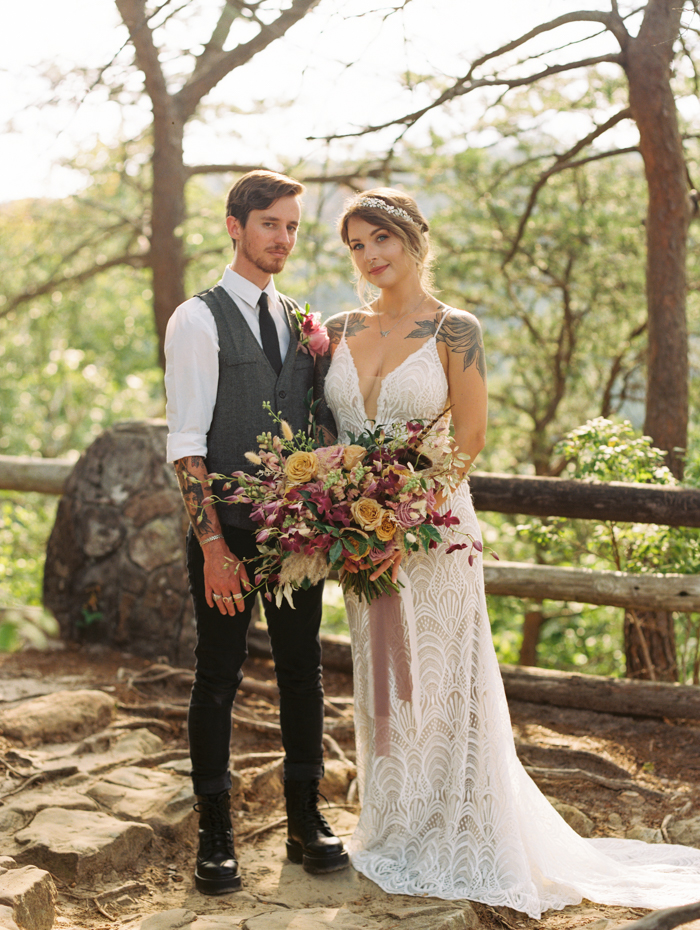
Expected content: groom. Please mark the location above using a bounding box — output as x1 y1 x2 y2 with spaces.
164 169 346 894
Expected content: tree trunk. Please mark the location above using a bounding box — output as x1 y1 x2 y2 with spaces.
151 108 187 368
519 607 545 667
624 608 677 681
625 0 690 479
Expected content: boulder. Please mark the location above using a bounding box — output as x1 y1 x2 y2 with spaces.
383 904 481 929
139 911 198 930
243 908 383 930
626 824 663 843
247 758 284 804
668 815 700 848
546 796 593 837
43 421 195 665
87 765 196 840
0 904 19 930
12 808 153 882
0 690 114 745
319 759 356 802
0 866 56 930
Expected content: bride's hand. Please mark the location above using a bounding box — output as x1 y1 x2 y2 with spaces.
369 550 402 583
342 557 368 575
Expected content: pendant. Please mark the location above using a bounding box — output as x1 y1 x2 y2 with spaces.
380 330 390 338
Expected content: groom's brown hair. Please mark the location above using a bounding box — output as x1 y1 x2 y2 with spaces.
226 169 304 229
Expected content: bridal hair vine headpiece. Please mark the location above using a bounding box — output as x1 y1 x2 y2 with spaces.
358 197 416 225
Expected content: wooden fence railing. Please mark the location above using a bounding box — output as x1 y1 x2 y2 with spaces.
3 454 700 612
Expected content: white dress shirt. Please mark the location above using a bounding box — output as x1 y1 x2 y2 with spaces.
164 266 292 463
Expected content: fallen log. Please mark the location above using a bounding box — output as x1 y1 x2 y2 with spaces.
240 627 700 722
500 664 700 721
483 561 700 612
469 472 700 527
7 454 700 528
0 454 74 494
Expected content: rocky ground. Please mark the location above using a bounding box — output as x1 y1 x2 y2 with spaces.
1 643 700 930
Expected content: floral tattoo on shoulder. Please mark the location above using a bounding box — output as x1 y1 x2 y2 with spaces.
326 312 370 350
408 310 486 381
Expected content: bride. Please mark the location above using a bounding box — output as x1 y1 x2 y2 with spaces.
322 188 700 918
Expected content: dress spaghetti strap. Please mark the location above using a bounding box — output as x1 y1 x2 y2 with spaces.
434 305 449 337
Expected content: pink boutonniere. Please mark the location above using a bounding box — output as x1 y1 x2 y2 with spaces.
293 303 330 360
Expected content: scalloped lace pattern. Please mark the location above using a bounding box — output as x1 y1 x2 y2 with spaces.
324 331 700 918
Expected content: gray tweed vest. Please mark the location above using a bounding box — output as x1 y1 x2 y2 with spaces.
199 285 314 529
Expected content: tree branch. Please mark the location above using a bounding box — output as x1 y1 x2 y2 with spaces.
186 162 266 177
1 248 150 321
600 320 647 418
464 10 623 82
115 0 171 116
502 107 633 266
185 161 404 187
176 0 322 120
317 54 623 142
190 0 243 82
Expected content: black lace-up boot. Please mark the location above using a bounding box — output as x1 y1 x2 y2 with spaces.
284 778 350 874
194 790 242 894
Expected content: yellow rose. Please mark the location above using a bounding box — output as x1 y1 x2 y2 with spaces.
351 497 383 531
375 510 397 542
285 450 319 484
343 445 367 470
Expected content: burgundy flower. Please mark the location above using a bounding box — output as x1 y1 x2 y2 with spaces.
433 509 460 528
446 542 469 554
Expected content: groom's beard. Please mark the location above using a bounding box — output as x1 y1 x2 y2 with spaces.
238 237 290 276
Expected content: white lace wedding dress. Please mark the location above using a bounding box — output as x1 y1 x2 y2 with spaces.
324 312 700 919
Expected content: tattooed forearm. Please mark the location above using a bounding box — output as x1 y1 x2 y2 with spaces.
174 456 217 537
326 312 370 350
408 311 486 382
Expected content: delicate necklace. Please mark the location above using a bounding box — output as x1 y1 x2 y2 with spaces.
375 293 427 338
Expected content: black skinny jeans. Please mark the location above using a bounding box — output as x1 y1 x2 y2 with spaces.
186 525 325 795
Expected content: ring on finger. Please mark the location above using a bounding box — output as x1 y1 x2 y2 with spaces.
222 596 233 603
233 593 243 601
212 593 222 601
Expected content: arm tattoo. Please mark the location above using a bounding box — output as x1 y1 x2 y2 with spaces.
407 311 486 382
174 456 216 536
326 312 370 350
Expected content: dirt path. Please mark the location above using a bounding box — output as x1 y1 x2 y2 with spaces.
1 644 699 930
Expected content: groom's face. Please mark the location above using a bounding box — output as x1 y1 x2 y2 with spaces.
226 195 301 283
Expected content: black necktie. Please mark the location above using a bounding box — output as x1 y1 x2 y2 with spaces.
258 292 283 376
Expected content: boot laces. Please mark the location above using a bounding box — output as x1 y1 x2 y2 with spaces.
302 785 333 836
195 793 234 856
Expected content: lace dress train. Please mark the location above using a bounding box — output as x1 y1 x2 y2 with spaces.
324 314 700 919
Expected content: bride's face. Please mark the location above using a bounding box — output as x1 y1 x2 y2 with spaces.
346 216 415 289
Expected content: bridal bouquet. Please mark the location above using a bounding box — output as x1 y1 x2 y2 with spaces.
209 405 477 606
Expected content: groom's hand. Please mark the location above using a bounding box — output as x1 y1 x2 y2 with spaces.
203 540 251 615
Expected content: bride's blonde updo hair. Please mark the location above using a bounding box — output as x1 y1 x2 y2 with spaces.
338 188 434 303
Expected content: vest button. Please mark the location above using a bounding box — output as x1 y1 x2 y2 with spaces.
278 390 287 398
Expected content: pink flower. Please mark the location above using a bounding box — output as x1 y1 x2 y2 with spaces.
391 500 425 528
314 445 345 475
294 304 330 359
306 326 330 357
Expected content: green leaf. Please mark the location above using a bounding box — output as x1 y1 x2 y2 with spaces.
330 539 343 563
